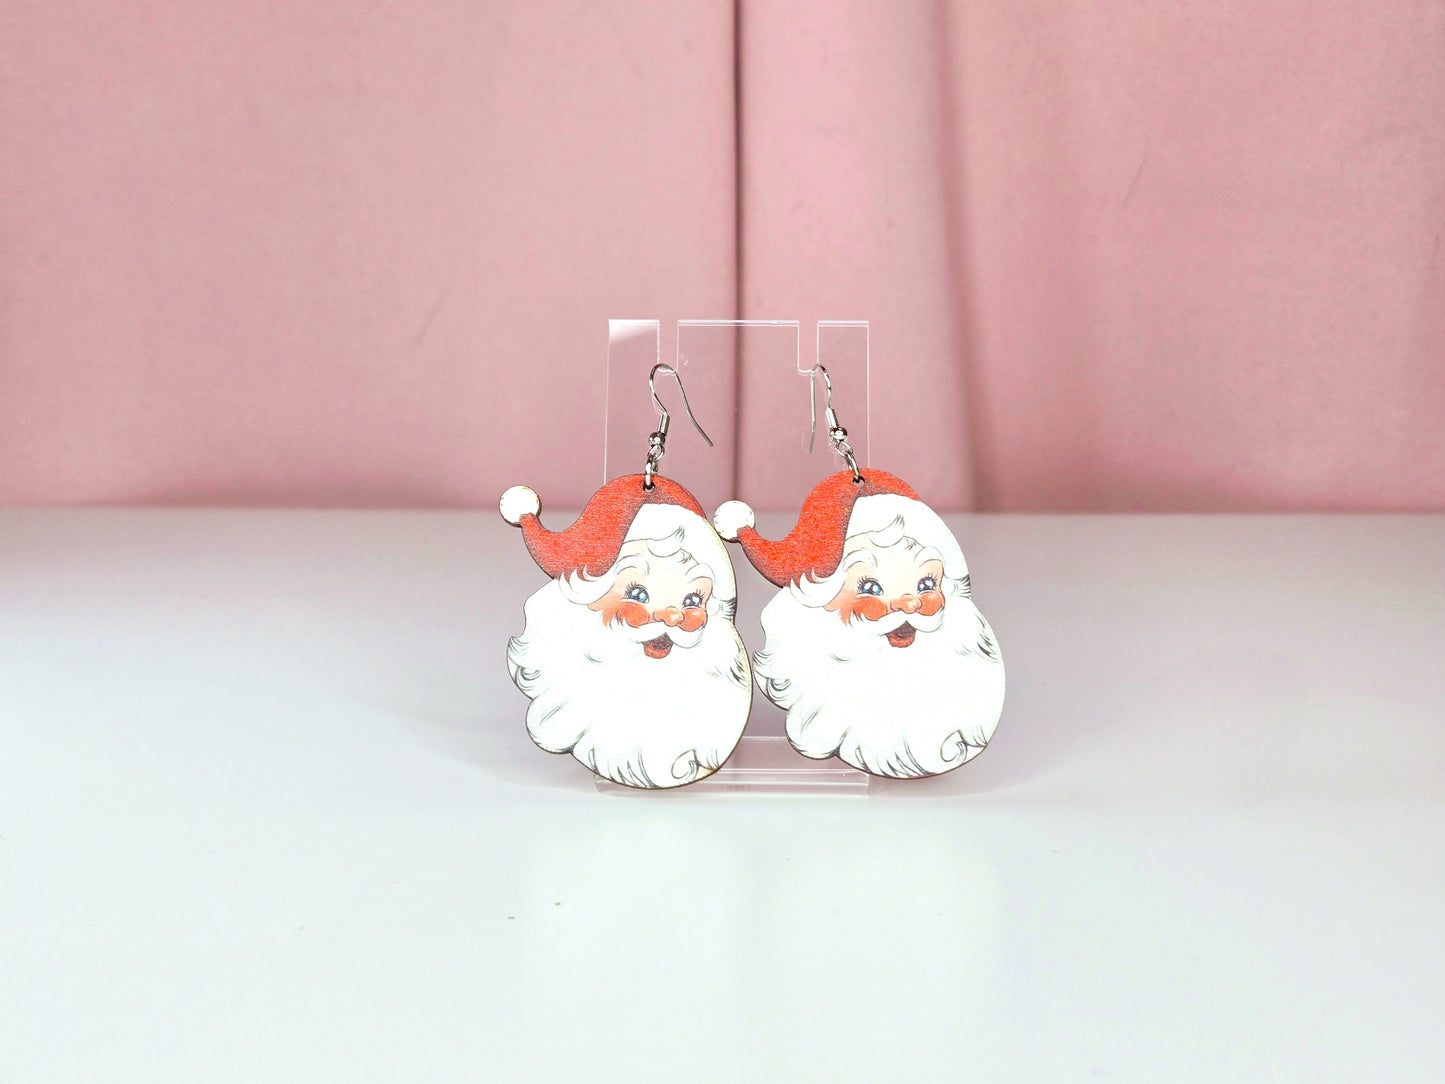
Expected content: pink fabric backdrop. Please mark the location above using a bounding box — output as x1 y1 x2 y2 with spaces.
2 1 1442 511
0 1 736 508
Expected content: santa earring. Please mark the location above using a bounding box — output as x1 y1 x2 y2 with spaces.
713 366 1004 779
500 364 752 789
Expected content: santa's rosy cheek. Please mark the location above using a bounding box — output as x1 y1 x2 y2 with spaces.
841 595 890 623
918 590 945 616
599 599 654 628
677 608 708 632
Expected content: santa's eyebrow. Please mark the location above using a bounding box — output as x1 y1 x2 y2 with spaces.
613 555 649 576
682 563 715 584
842 550 878 570
913 546 945 568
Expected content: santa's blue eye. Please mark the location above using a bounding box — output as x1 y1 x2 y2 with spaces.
857 577 883 596
624 583 649 604
918 576 937 592
682 592 703 609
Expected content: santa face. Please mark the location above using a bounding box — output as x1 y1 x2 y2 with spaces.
587 540 715 660
507 517 752 789
753 504 1005 779
824 534 948 649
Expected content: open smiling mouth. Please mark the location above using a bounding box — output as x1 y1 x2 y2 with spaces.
885 622 917 648
642 634 674 659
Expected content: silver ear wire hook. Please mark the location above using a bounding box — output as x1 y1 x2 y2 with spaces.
808 364 863 483
644 363 713 489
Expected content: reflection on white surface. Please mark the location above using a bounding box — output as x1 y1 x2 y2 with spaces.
517 813 746 1055
762 820 1002 1070
507 805 1002 1076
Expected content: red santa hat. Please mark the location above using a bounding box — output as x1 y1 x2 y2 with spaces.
713 469 927 588
500 475 708 581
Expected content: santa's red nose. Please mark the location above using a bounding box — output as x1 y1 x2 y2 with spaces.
895 594 921 614
657 606 685 627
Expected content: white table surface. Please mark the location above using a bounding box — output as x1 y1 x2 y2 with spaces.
2 509 1442 1082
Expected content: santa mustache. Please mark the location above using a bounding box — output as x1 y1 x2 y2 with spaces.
854 606 946 637
614 617 707 650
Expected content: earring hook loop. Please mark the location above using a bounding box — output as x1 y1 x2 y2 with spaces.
644 363 713 489
807 364 863 484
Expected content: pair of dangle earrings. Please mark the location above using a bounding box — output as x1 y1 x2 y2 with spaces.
500 365 1005 789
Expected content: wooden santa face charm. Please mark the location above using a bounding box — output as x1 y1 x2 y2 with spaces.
501 476 752 789
714 470 1004 779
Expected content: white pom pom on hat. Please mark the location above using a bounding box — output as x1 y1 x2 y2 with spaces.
712 500 755 542
499 485 541 526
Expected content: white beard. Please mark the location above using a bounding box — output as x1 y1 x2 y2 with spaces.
507 580 752 788
755 580 1005 778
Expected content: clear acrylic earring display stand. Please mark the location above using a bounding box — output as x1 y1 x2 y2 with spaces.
597 319 872 796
